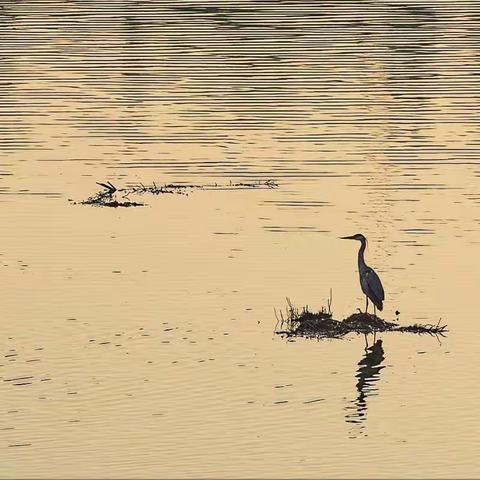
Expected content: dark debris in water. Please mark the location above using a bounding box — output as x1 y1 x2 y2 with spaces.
76 179 278 208
78 181 150 208
275 299 447 340
84 199 144 208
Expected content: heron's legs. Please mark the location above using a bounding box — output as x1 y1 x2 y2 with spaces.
373 304 377 317
365 296 369 314
364 333 369 350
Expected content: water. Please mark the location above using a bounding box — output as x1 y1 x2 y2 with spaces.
1 1 480 478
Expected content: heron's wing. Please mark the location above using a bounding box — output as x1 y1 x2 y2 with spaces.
364 267 385 302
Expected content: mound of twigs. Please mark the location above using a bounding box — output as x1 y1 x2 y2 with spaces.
78 181 187 208
77 179 278 207
275 299 448 339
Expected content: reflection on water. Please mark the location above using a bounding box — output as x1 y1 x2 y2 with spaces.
345 338 386 437
1 1 480 175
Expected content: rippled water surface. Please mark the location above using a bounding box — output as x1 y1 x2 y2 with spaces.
1 1 480 478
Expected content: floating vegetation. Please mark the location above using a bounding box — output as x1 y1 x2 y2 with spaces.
76 179 278 207
275 298 448 340
79 182 145 208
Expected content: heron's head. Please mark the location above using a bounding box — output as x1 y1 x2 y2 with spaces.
340 233 367 243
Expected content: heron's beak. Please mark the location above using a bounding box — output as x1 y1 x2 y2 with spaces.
340 235 356 240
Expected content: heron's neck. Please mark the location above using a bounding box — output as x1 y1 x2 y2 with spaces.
357 240 367 269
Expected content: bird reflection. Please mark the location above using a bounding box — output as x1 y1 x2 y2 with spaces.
345 338 385 435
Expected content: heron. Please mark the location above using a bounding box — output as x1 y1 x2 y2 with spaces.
341 233 385 316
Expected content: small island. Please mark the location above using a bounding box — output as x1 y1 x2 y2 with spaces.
275 299 447 340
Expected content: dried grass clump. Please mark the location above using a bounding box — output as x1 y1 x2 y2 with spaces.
77 179 278 207
276 298 447 340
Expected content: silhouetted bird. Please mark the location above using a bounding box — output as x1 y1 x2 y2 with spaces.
341 233 385 315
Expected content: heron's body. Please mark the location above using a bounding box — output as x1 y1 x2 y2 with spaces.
342 234 385 314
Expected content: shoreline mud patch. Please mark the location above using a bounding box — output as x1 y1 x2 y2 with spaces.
75 179 278 207
275 299 448 340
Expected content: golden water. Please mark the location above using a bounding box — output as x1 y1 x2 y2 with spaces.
1 1 480 478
